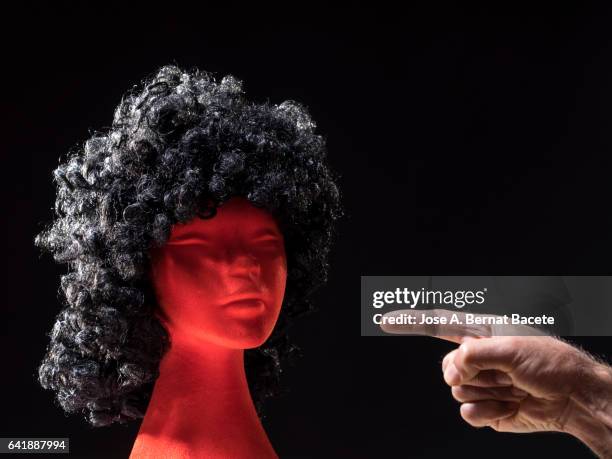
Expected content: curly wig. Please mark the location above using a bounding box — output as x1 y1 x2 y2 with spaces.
35 64 342 426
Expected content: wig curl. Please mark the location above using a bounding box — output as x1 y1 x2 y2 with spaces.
35 65 342 426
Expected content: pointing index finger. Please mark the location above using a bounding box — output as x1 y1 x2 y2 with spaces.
379 309 493 343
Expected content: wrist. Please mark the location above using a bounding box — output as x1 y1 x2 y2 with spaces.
565 357 612 457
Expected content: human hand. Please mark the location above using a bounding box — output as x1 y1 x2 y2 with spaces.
380 310 612 458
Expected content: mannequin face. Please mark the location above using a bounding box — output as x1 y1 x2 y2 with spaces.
149 197 287 349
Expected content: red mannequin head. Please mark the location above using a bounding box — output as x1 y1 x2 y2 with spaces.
149 197 287 349
36 65 342 427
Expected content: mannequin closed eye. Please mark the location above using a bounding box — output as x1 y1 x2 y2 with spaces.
167 233 211 246
167 231 283 248
167 238 281 248
252 237 282 247
249 229 283 246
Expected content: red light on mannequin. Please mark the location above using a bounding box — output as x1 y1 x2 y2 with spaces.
150 196 287 350
130 196 286 458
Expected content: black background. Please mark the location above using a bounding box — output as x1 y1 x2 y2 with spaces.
3 5 612 458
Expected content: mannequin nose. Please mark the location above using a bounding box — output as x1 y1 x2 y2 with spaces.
227 253 261 279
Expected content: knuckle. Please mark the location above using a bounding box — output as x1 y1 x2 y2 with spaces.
442 352 452 371
451 385 465 401
503 336 522 349
459 404 479 427
459 342 474 363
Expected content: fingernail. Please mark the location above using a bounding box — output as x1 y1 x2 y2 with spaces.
511 387 528 397
495 373 513 385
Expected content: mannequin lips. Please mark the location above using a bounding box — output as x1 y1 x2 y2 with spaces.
222 293 266 310
223 298 266 318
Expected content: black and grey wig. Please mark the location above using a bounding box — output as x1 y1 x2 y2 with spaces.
35 65 342 426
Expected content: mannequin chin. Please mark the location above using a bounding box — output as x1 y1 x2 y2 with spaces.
149 196 287 349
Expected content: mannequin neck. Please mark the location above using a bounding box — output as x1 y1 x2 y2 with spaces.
129 333 277 458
